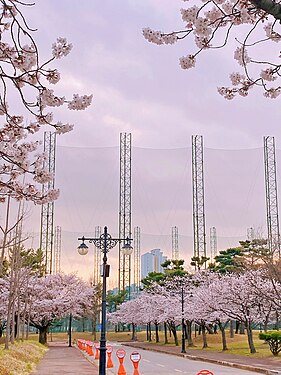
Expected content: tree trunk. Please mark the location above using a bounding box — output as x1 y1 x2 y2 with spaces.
25 303 32 341
219 323 228 351
164 322 168 344
235 321 240 334
131 323 137 341
170 322 178 346
202 325 208 348
148 322 152 342
245 322 256 354
240 322 245 335
39 326 48 345
155 322 159 343
229 320 234 338
186 321 194 347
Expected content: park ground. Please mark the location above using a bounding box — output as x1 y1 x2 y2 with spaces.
1 329 281 374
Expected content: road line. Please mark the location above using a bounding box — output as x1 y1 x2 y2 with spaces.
175 370 183 373
143 359 151 363
156 364 165 367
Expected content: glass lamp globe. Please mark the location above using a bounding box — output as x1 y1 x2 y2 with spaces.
121 240 133 256
77 242 89 256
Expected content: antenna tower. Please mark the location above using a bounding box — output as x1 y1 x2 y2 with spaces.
264 136 280 257
118 133 132 298
192 135 206 268
247 227 254 241
54 225 61 274
133 226 140 296
39 131 56 274
210 226 217 262
93 225 101 285
172 226 179 260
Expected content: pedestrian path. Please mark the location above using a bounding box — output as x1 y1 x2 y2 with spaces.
31 342 99 375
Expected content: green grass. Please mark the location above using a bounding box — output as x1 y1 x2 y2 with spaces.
29 329 276 358
0 340 47 375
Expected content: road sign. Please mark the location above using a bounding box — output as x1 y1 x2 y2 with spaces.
116 348 126 375
116 348 126 359
196 370 214 375
130 351 141 363
130 351 141 375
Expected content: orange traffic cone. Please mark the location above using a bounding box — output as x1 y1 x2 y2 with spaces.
95 344 100 360
117 358 126 375
116 348 126 375
132 361 140 375
107 351 114 368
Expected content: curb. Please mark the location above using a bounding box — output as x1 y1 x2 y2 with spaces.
122 343 281 375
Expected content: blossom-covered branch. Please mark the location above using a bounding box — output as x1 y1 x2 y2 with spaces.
143 0 281 99
0 0 93 203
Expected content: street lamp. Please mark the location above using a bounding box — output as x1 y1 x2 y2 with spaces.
77 226 132 375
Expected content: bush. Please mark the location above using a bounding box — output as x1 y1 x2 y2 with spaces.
259 331 281 356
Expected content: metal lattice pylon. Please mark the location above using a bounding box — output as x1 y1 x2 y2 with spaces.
54 226 61 274
264 136 280 257
118 133 132 298
210 226 217 262
247 227 254 241
39 132 56 274
93 225 101 285
172 226 179 260
133 226 140 296
192 135 206 267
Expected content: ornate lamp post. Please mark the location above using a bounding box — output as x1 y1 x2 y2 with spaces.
78 226 132 375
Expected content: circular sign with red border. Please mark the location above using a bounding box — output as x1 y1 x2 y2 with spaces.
116 348 126 359
106 345 113 353
196 370 214 375
130 351 141 363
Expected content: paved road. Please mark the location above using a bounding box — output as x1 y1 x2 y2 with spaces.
104 343 264 375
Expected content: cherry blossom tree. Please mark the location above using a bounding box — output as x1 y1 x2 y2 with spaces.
143 0 281 99
27 273 95 344
0 0 92 204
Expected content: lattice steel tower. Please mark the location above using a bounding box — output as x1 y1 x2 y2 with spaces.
133 226 140 296
172 226 179 260
118 133 132 298
247 227 254 241
264 136 280 257
210 226 217 262
54 226 61 274
39 132 56 274
93 225 101 285
192 135 207 268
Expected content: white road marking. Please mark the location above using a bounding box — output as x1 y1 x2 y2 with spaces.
156 363 165 367
175 370 183 373
143 359 151 362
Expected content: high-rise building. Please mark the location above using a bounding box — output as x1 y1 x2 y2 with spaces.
141 248 167 280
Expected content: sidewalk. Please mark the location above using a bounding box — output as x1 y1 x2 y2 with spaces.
123 341 281 375
31 342 99 375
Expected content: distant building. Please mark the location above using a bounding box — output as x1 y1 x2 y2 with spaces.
141 248 167 280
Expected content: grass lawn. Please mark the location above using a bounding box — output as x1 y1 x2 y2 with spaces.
1 327 279 374
26 329 278 359
0 340 47 375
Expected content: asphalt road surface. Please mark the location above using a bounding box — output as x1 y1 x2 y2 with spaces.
106 342 263 375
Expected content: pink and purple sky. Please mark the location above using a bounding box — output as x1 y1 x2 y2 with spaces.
17 1 281 282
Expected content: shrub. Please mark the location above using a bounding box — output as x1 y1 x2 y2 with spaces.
259 331 281 356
